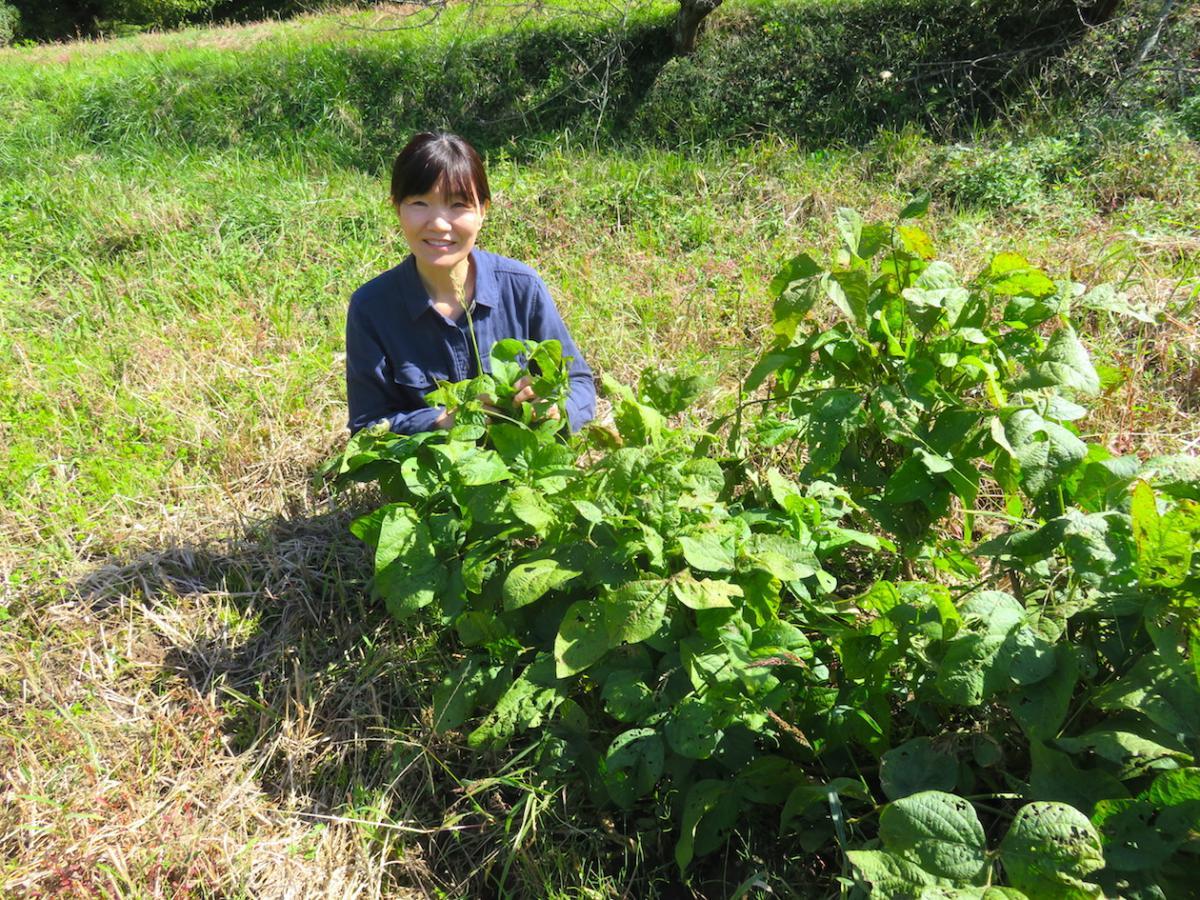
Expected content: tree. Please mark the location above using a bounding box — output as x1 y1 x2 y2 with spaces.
673 0 723 54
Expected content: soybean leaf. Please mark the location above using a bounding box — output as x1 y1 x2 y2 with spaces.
502 558 583 611
374 505 444 619
451 448 512 487
805 389 866 476
999 802 1104 899
1054 727 1190 778
769 251 823 298
1077 283 1156 324
507 484 556 535
878 791 989 884
665 694 721 759
672 569 741 610
826 269 870 328
1060 508 1135 590
637 367 708 416
467 657 562 750
1131 480 1193 587
846 850 940 895
918 890 1030 899
602 670 656 723
736 756 808 805
835 207 865 259
984 253 1057 299
1004 409 1088 500
1019 326 1100 396
679 530 737 573
488 337 529 389
898 224 936 260
1092 656 1200 737
900 189 932 220
881 737 959 801
1092 798 1185 873
602 728 665 809
745 347 807 393
675 779 739 872
1011 645 1079 741
1139 454 1200 501
432 657 486 733
780 778 871 833
936 592 1025 706
1027 742 1129 816
456 611 511 647
554 580 670 677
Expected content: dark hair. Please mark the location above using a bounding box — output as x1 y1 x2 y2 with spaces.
390 131 490 207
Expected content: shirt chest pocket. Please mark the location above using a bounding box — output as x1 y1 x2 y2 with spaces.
392 361 437 405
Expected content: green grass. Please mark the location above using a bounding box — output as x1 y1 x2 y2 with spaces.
0 0 1198 894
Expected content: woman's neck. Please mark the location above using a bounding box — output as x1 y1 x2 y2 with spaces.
414 255 474 312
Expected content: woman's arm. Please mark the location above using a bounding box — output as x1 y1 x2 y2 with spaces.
345 302 446 435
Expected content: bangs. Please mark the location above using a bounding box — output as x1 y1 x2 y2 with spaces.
391 132 491 207
432 167 481 204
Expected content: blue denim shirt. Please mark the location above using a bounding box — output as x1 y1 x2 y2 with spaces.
345 248 596 435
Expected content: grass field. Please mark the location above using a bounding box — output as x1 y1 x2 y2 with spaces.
1 0 1198 894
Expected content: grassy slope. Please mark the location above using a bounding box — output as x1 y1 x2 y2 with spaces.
1 1 1198 895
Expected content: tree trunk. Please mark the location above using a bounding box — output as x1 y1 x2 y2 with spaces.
1128 0 1174 72
673 0 724 55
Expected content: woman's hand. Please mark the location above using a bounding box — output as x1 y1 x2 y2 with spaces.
511 376 561 420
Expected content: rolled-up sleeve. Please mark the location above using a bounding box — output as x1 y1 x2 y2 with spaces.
529 278 596 432
345 299 444 435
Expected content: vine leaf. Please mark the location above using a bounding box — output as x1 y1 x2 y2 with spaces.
1131 480 1194 587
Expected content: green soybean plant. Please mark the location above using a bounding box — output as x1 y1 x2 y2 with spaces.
744 191 1150 562
327 214 1200 893
330 354 893 876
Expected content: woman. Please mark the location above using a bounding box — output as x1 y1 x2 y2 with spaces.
345 131 596 435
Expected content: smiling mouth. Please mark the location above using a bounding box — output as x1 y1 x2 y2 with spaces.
424 238 455 249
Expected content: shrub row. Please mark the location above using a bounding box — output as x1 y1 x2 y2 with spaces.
3 0 329 41
6 0 1195 158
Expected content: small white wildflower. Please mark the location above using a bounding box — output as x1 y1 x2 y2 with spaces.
880 70 894 81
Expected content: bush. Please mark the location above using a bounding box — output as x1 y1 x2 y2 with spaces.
928 135 1086 210
1179 93 1200 141
0 2 19 46
630 0 1092 146
99 0 218 29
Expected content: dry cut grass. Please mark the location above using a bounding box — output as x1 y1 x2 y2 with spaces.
1 507 410 896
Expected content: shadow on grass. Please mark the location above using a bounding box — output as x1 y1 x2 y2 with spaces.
71 498 660 896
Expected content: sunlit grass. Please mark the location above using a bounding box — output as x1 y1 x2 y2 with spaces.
1 0 1197 894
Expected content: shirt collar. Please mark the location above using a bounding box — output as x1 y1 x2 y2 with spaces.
399 248 497 321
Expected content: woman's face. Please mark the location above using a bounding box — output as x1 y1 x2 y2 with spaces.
395 180 486 274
